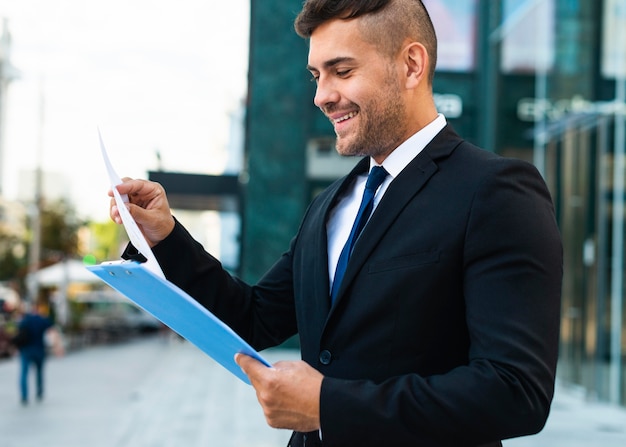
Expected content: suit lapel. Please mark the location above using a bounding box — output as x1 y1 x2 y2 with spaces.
307 158 370 325
329 126 463 310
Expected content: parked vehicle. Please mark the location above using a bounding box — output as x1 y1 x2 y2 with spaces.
0 314 17 358
0 287 20 357
72 290 160 340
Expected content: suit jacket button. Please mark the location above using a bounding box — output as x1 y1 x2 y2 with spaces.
319 350 332 365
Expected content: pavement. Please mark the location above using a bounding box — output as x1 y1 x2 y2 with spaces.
504 381 626 447
0 334 294 447
0 334 624 447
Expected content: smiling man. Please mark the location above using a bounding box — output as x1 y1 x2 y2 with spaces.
305 2 437 164
110 1 563 446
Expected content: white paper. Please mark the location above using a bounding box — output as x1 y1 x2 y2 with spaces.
98 129 165 279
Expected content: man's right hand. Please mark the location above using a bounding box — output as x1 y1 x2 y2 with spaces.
109 178 176 247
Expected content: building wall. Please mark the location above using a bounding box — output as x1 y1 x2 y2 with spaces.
546 0 626 405
241 0 313 282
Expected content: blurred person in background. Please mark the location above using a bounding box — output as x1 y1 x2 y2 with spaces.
13 301 64 405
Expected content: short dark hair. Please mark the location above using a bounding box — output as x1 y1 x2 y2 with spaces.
294 0 438 84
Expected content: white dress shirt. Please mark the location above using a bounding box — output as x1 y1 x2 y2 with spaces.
326 114 447 286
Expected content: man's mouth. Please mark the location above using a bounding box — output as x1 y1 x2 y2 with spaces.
333 111 358 124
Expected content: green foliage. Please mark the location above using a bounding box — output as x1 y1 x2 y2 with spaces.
87 220 126 263
38 200 84 258
0 204 27 281
0 234 27 281
0 198 124 284
0 199 85 281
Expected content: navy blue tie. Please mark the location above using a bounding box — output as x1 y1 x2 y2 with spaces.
331 166 388 303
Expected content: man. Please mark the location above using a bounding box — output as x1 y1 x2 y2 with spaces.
110 1 563 445
14 302 62 405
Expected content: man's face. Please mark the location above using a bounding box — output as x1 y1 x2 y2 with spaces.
307 18 408 162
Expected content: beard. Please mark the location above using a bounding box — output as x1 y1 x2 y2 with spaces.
332 74 407 159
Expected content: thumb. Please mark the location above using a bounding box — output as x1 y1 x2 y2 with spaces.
235 353 266 377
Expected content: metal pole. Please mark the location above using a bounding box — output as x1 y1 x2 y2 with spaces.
479 0 502 152
28 79 45 302
610 0 626 406
533 0 551 178
0 18 12 195
596 116 610 399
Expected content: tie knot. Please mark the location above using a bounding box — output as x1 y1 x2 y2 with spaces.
365 166 388 192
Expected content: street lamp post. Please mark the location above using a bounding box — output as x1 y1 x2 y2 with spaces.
0 17 18 196
610 0 626 406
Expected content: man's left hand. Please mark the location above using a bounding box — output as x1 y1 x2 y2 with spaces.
235 353 323 432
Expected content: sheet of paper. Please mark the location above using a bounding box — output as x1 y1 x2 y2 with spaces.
98 129 165 279
87 261 272 384
92 130 272 383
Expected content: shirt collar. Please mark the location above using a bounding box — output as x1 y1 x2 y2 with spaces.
370 113 447 178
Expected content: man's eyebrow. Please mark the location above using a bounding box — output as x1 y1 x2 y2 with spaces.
307 56 356 72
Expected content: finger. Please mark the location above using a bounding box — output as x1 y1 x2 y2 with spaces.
235 352 255 370
110 204 123 224
235 353 268 379
115 178 162 199
114 178 141 195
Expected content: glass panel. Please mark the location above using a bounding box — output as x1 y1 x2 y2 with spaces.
423 0 477 72
501 0 555 73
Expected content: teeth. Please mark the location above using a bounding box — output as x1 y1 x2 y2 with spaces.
335 111 357 123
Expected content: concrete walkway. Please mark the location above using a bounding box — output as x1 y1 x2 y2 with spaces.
1 335 625 446
504 381 626 447
0 335 294 447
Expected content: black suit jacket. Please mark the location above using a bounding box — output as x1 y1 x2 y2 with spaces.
152 126 563 447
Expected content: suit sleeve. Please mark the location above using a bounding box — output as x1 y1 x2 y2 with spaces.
147 218 299 350
319 158 563 446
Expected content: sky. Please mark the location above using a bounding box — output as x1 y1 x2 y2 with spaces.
1 0 250 221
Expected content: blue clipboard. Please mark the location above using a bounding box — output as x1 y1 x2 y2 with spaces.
86 261 271 384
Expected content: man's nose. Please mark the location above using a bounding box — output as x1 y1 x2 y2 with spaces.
313 77 340 110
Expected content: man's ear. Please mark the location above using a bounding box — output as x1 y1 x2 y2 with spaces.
404 42 429 89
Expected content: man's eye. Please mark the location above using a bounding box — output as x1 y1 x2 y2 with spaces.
337 69 351 77
310 76 319 83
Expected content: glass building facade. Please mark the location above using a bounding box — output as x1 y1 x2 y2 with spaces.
244 0 626 404
433 0 626 406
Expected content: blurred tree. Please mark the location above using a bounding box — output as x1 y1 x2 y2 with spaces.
0 232 27 281
36 199 84 264
0 200 119 284
0 201 27 281
87 219 125 262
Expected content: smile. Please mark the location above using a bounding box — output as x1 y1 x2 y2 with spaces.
334 111 358 124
